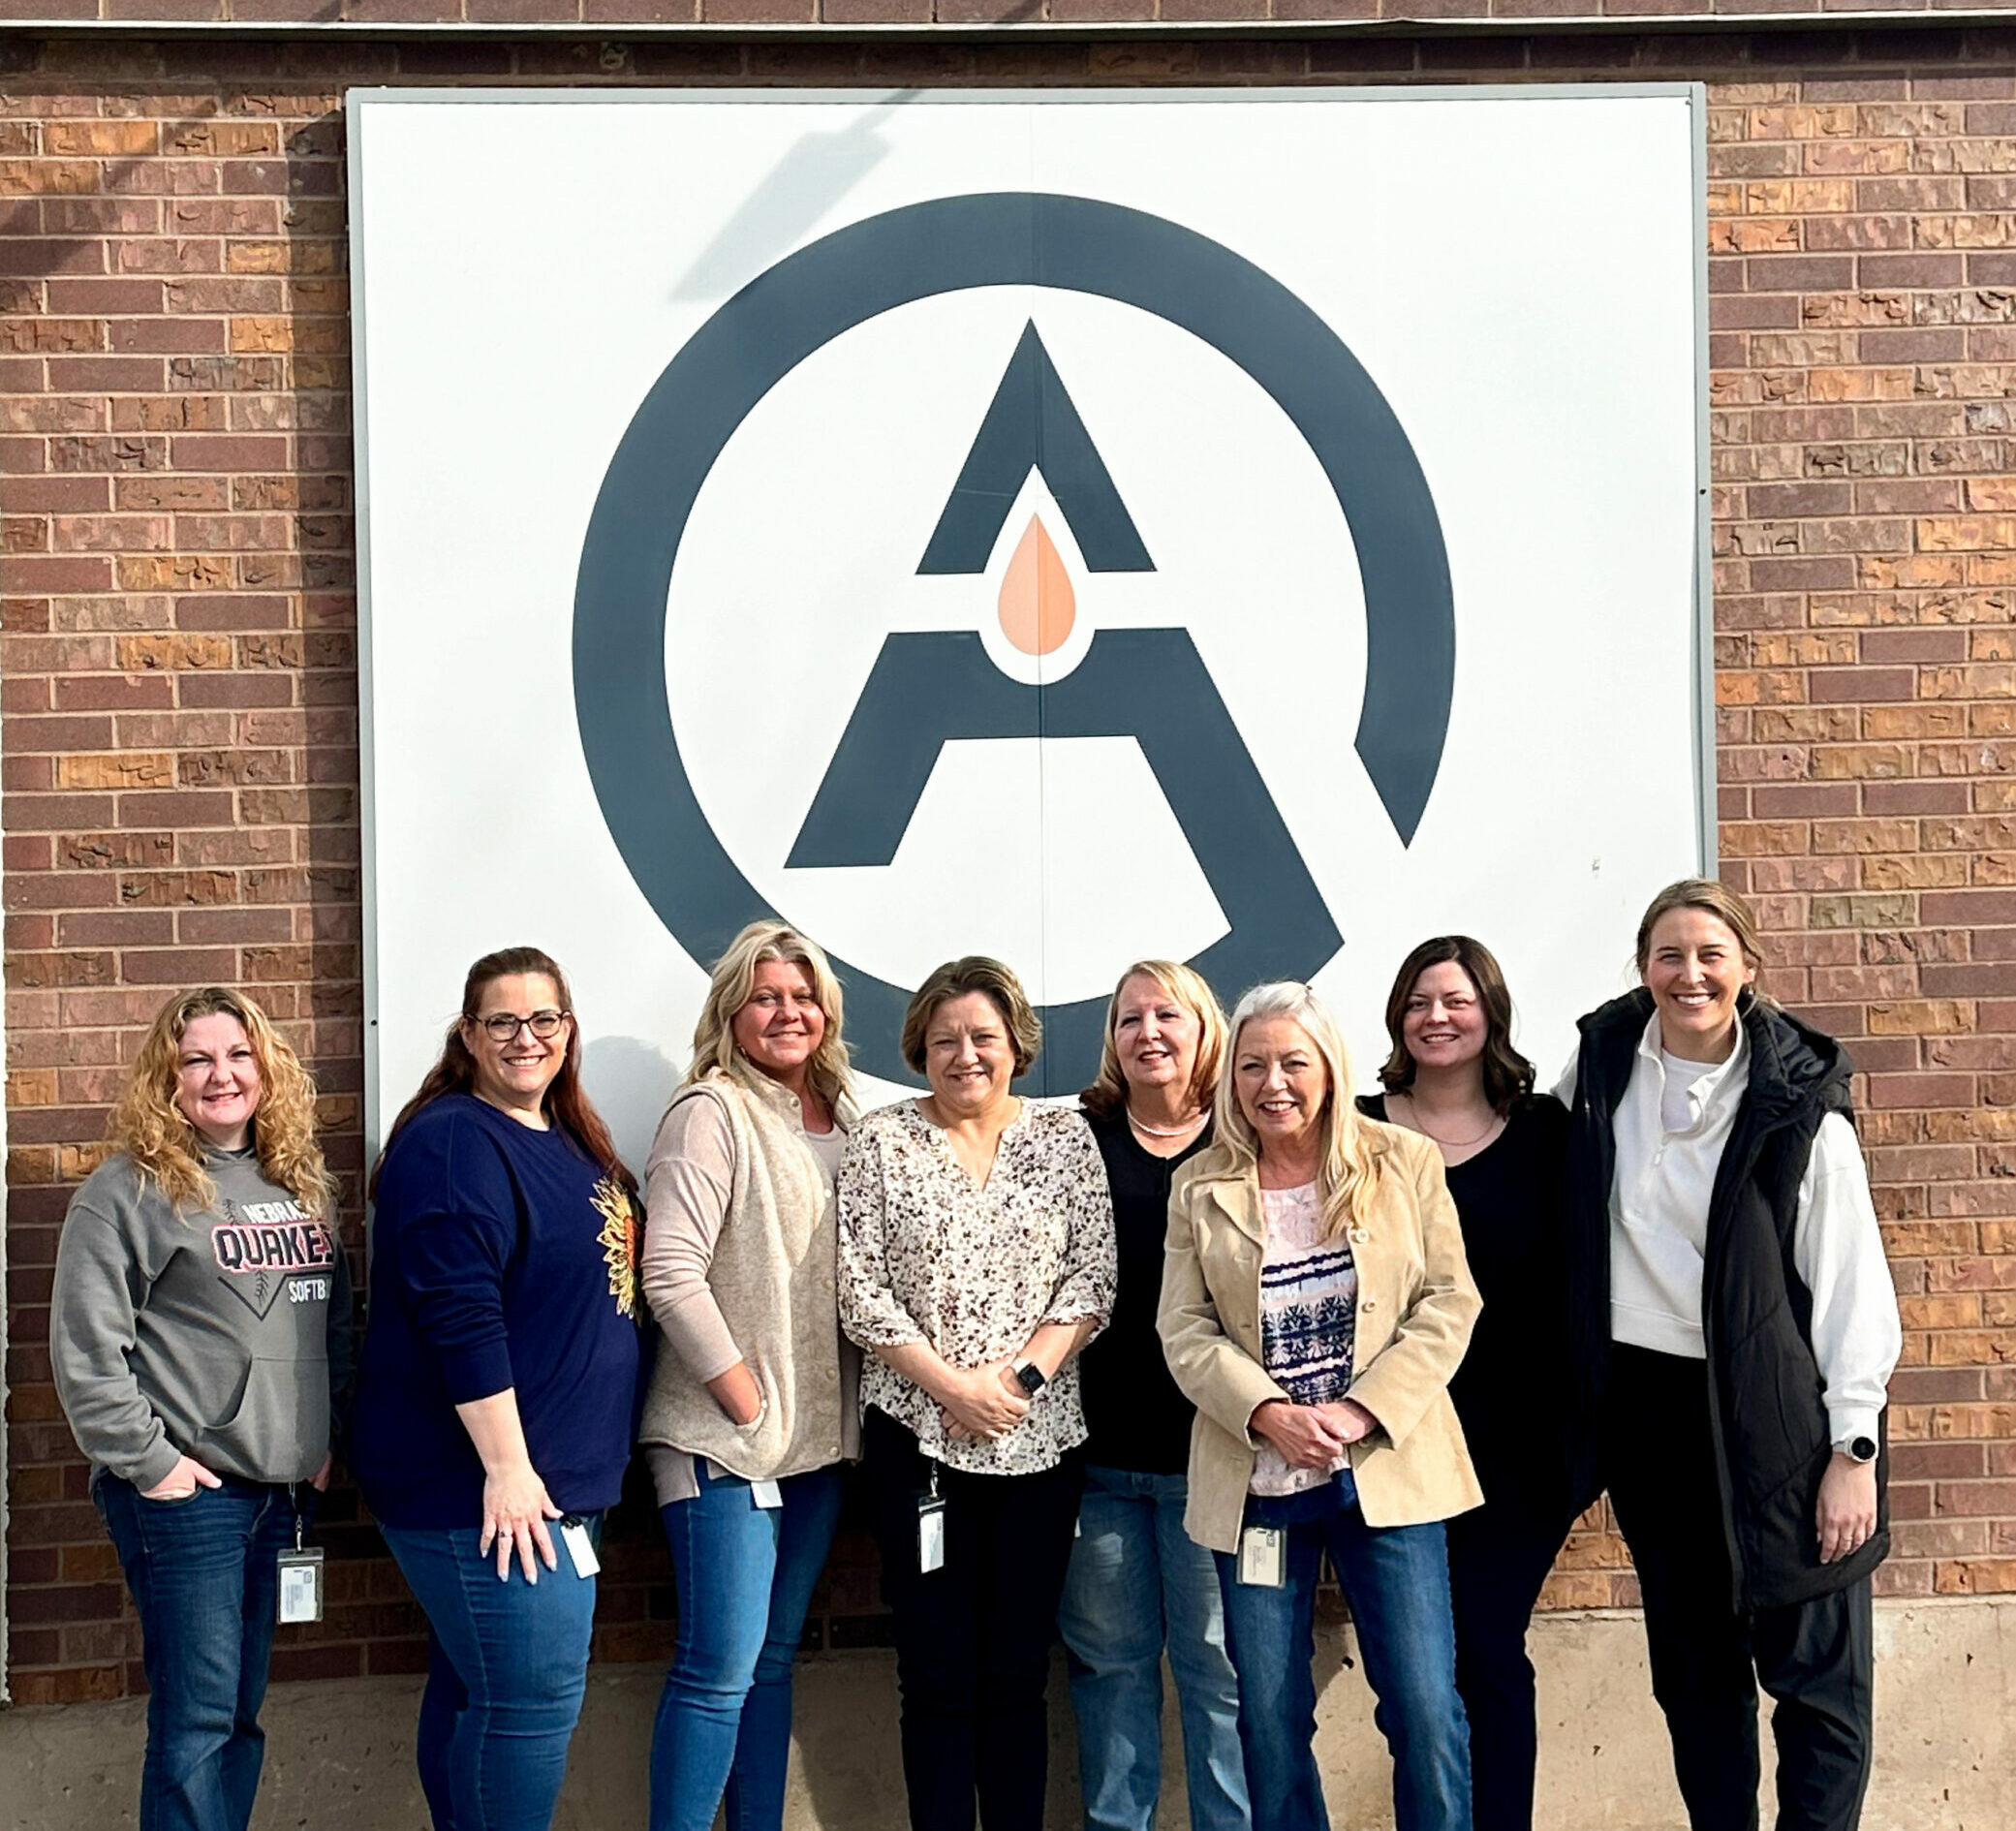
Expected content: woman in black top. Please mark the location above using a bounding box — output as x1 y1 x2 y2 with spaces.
1358 936 1575 1831
1061 960 1249 1831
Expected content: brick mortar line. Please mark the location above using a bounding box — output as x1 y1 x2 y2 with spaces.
4 8 2016 33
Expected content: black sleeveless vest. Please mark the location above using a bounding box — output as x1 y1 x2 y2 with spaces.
1565 989 1889 1612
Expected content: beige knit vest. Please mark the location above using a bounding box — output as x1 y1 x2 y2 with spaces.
637 1073 858 1481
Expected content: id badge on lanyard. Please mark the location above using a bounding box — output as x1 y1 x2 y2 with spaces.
1237 1525 1287 1589
917 1463 947 1574
276 1488 325 1625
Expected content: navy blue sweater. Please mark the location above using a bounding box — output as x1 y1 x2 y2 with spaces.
353 1094 642 1529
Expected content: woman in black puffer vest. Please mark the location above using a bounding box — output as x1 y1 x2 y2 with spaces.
1560 880 1901 1831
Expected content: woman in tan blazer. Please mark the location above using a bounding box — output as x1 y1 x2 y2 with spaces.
1158 979 1482 1831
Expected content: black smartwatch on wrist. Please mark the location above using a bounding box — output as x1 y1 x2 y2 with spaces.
1837 1435 1877 1464
1013 1362 1047 1397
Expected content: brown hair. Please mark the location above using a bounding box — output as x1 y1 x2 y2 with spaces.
1080 959 1228 1122
1377 936 1535 1115
370 946 634 1198
900 956 1041 1078
1634 878 1766 980
111 984 334 1221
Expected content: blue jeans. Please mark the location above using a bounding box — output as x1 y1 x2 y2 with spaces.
97 1475 298 1831
650 1464 844 1831
1058 1466 1250 1831
381 1515 602 1831
1214 1474 1471 1831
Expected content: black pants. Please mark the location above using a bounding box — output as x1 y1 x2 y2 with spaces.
1444 1489 1580 1831
1606 1345 1876 1831
864 1408 1084 1831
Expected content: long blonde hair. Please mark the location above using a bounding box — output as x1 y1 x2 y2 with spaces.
1080 959 1229 1122
685 921 855 1119
109 986 334 1221
1214 981 1384 1241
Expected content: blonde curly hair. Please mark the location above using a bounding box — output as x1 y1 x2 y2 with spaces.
109 986 334 1221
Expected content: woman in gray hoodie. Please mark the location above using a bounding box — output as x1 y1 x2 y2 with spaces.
51 985 351 1831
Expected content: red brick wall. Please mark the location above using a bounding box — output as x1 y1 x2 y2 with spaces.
5 26 2015 1704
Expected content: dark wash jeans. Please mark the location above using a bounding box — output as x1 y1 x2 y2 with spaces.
862 1407 1084 1831
1215 1470 1472 1831
381 1513 603 1831
96 1474 299 1831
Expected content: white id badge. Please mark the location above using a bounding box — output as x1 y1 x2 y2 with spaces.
751 1479 783 1510
1237 1525 1287 1589
917 1498 947 1573
276 1548 325 1624
559 1519 601 1579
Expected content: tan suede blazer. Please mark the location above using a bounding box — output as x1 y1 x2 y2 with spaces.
1157 1123 1484 1554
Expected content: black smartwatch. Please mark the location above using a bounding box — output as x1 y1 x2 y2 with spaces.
1012 1362 1047 1398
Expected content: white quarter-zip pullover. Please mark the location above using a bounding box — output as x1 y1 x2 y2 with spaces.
1559 1014 1901 1446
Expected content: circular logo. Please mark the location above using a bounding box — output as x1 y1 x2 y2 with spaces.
574 191 1453 1090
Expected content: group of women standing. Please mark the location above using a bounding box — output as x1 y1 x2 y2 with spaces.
51 877 1900 1831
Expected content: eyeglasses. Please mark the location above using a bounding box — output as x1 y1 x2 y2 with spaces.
476 1009 570 1042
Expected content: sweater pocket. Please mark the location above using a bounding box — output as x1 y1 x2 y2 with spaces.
196 1354 329 1483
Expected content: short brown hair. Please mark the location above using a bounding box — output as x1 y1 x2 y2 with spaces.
901 957 1041 1077
1376 936 1535 1115
1634 879 1766 978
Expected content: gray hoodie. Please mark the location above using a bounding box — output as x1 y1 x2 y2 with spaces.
51 1147 354 1491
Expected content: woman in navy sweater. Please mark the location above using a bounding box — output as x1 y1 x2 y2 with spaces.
353 946 641 1831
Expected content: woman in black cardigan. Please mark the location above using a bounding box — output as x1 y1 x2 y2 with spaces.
1359 935 1577 1831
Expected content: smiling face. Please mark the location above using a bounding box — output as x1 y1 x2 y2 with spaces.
1112 973 1203 1108
174 1011 263 1152
461 971 572 1118
730 957 826 1084
1233 1013 1329 1160
1642 907 1757 1062
1401 960 1489 1078
922 990 1017 1120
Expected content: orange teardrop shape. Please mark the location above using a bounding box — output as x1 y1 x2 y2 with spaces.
997 515 1076 658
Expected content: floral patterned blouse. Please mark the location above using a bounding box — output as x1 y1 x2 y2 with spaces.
837 1100 1117 1475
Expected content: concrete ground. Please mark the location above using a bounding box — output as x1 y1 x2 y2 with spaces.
2 1598 2010 1829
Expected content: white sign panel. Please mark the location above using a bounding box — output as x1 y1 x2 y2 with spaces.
351 87 1707 1161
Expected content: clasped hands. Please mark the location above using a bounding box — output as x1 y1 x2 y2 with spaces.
939 1359 1032 1445
1252 1396 1379 1470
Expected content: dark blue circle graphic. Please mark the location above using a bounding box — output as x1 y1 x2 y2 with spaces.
574 191 1454 1091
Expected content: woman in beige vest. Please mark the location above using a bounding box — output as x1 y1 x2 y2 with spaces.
638 922 859 1831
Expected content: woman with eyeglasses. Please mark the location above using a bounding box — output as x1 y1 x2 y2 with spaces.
352 947 643 1831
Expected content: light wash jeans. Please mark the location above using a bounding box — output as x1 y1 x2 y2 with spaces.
1058 1466 1250 1831
650 1463 844 1831
1214 1471 1470 1831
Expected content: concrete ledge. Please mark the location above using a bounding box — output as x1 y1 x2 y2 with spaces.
2 1598 2010 1830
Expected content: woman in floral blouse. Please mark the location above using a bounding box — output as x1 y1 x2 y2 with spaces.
838 955 1116 1831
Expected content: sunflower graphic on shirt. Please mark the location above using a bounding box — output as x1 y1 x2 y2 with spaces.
591 1175 639 1320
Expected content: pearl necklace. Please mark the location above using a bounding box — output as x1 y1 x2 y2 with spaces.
1129 1106 1206 1139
